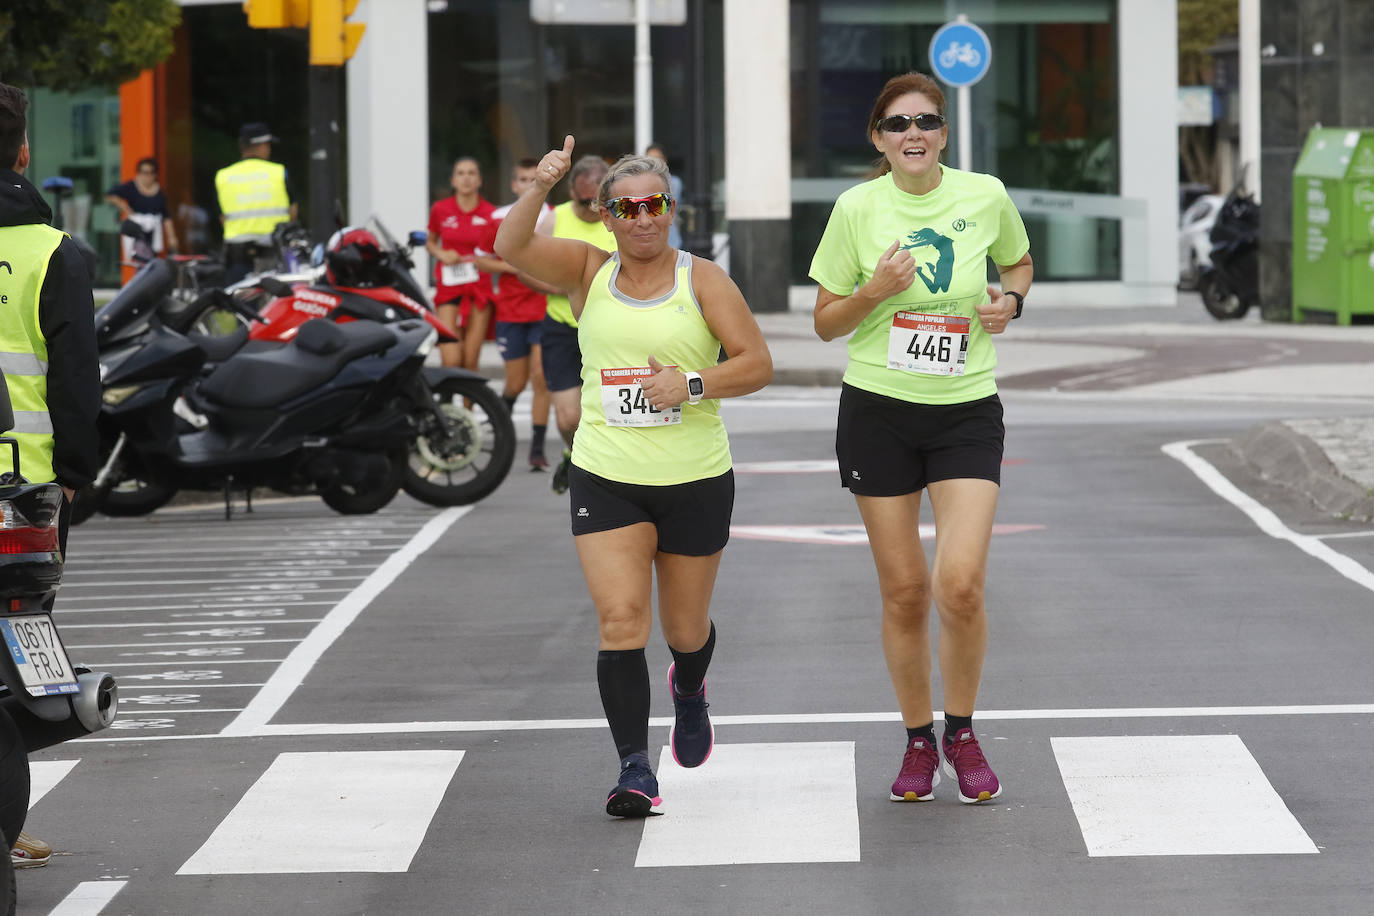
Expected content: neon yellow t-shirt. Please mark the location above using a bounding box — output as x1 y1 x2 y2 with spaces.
545 201 617 328
808 166 1029 404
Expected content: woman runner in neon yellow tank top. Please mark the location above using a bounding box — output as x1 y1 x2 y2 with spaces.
495 137 773 819
811 73 1033 806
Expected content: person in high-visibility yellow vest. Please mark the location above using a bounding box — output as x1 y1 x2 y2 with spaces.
215 122 297 283
0 80 102 871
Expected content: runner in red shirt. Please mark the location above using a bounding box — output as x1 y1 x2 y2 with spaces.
477 158 558 470
426 157 496 370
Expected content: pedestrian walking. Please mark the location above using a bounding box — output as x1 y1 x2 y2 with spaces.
809 72 1033 804
105 156 180 260
495 137 772 818
535 153 616 494
476 158 557 470
426 157 496 372
0 81 102 869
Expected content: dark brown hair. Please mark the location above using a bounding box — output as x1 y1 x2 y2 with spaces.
0 83 28 169
866 72 947 178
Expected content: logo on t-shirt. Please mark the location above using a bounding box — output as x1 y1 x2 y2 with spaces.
900 228 955 294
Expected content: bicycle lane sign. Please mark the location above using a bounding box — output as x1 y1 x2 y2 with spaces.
929 18 991 88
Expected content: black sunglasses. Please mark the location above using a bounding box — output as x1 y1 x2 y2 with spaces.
877 113 946 133
575 195 597 208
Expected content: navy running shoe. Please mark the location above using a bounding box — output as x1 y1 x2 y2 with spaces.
668 663 714 768
551 449 572 494
606 752 661 818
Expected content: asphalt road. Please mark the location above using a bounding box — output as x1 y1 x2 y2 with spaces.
16 322 1374 915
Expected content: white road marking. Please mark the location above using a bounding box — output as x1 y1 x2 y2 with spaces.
1053 735 1318 856
73 701 1374 742
730 523 1044 545
47 880 128 916
219 506 470 736
635 743 860 867
734 459 836 473
1163 440 1374 593
176 750 464 874
28 759 79 807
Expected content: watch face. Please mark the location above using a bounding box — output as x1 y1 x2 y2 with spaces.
688 377 705 397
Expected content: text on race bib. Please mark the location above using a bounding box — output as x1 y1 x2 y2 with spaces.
887 311 970 376
600 367 682 427
441 261 480 286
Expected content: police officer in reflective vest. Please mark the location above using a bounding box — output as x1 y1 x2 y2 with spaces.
0 83 100 547
215 122 297 284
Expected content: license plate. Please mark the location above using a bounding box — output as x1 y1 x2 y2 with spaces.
1 615 80 697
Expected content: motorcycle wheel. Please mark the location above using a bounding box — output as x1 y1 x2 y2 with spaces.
1199 271 1250 320
100 476 178 517
402 377 515 507
320 450 404 515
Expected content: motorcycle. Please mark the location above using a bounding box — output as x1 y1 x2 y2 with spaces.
1198 176 1260 320
80 285 507 519
76 235 514 520
0 373 118 914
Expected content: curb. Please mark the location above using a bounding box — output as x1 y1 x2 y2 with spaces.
1229 421 1374 522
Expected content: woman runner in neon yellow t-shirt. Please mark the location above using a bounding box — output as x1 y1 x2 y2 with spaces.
495 137 772 819
810 72 1033 806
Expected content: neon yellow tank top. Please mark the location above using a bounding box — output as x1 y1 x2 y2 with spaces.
572 251 731 485
546 201 617 327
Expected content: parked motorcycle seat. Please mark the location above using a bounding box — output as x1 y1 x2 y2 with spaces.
197 319 396 408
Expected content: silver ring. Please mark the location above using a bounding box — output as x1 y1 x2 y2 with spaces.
547 166 554 173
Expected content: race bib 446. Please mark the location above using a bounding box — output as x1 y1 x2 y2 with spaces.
887 312 970 376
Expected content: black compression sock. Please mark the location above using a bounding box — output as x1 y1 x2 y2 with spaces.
944 713 973 741
597 649 650 760
531 424 547 453
906 723 936 747
668 622 716 696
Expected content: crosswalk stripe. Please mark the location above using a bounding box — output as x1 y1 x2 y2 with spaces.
48 880 128 915
635 742 860 867
29 759 79 808
1052 735 1319 856
175 750 464 874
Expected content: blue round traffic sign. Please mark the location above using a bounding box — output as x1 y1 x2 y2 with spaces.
929 20 991 88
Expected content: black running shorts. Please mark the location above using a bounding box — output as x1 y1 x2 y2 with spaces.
539 316 582 393
567 465 734 556
835 383 1004 496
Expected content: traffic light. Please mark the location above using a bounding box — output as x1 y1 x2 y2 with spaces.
310 0 366 67
243 0 309 29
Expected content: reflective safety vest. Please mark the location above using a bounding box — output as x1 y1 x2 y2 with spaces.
215 158 290 242
0 222 63 483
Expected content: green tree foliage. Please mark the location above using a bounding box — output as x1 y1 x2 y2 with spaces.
1178 0 1239 85
0 0 181 91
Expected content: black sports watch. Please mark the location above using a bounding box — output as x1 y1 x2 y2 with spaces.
1005 290 1024 319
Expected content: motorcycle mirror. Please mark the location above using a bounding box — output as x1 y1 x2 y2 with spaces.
408 230 427 247
258 277 295 298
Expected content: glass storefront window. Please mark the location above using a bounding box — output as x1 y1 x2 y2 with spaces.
25 88 124 287
790 0 1119 283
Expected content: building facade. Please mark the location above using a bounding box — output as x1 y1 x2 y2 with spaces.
26 0 1178 306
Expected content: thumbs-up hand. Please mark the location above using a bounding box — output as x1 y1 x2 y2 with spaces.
639 354 686 410
536 135 576 190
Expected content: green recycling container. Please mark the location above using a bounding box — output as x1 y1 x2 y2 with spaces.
1292 127 1374 324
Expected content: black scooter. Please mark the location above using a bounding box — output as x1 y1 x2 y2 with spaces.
1198 177 1261 320
0 374 118 914
83 289 452 518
